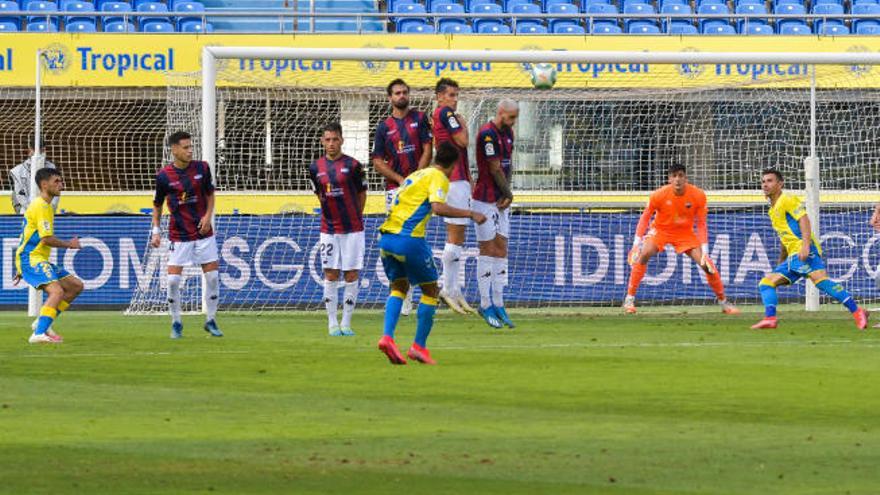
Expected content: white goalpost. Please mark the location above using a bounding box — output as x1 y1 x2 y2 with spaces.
125 47 880 314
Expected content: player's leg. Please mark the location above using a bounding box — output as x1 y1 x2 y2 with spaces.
320 233 343 336
46 274 84 342
624 236 660 313
339 232 365 336
407 240 442 365
683 244 739 315
197 236 223 337
29 280 64 344
808 269 867 329
491 208 513 328
388 190 415 316
166 239 192 339
377 234 409 364
473 200 501 327
442 181 473 312
752 271 791 329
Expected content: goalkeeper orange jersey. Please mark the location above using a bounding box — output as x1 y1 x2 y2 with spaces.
635 184 708 243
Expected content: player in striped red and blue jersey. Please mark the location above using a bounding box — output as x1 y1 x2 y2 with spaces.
372 78 433 316
309 122 368 337
151 131 223 339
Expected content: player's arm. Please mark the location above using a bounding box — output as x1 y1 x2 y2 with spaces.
797 214 812 261
371 124 406 186
41 235 81 249
442 107 468 148
417 114 433 170
355 161 368 215
150 174 167 248
197 164 216 235
36 208 80 249
432 202 486 224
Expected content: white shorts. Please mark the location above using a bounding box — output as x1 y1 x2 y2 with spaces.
473 200 510 242
319 231 365 271
167 236 219 267
444 180 472 226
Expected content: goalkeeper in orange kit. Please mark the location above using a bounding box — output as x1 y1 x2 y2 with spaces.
624 164 739 315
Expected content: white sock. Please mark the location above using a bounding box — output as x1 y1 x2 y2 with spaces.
477 255 493 309
204 270 220 321
341 280 359 328
405 286 414 304
167 273 182 324
323 280 339 327
442 243 461 296
492 257 508 308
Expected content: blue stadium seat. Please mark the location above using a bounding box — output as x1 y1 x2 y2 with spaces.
427 0 462 11
660 2 691 30
695 0 725 6
814 0 842 5
582 0 615 13
140 18 173 31
0 1 19 29
548 3 577 29
62 1 95 24
623 2 656 29
65 18 95 30
856 19 880 32
659 0 687 8
667 20 697 33
591 20 622 32
735 0 764 5
774 0 803 8
696 2 728 29
543 0 570 10
503 0 530 11
137 1 169 28
471 4 502 28
26 19 57 30
174 1 203 16
510 2 540 22
397 17 428 31
27 1 58 25
515 21 547 32
179 18 211 31
0 19 17 30
134 0 163 8
852 3 880 31
394 1 426 16
100 1 131 25
740 20 773 33
102 19 135 31
439 19 472 31
815 18 848 33
627 20 660 32
777 20 810 33
812 2 844 17
552 22 584 32
466 0 495 11
734 3 766 30
701 19 734 33
401 21 434 32
431 1 465 13
476 19 509 31
853 0 878 5
773 2 805 22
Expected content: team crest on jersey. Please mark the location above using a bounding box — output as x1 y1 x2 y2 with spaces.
485 143 495 156
398 141 405 152
41 220 51 232
326 183 332 193
341 168 349 174
685 202 692 208
436 189 445 199
195 174 203 179
410 122 419 128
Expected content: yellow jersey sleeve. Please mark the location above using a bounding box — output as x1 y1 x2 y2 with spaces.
34 201 54 238
427 170 449 204
781 194 807 221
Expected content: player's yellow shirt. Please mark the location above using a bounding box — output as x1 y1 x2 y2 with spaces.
379 167 449 238
15 196 55 272
768 192 822 256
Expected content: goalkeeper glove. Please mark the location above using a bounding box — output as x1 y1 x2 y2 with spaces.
700 243 716 274
628 237 642 266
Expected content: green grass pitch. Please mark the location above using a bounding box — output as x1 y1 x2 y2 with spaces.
2 307 880 494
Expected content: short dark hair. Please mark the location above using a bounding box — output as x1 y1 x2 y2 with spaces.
168 131 192 147
435 142 459 168
322 122 343 136
386 78 409 96
762 168 784 182
668 163 686 175
35 167 61 188
435 78 460 95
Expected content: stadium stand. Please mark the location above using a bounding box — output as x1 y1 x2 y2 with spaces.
0 0 878 34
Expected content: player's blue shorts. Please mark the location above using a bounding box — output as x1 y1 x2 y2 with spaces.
19 261 72 289
772 248 826 283
378 233 439 286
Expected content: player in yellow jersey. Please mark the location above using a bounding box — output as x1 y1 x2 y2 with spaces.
377 142 487 365
752 168 867 330
14 168 84 344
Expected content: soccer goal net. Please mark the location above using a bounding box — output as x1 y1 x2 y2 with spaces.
124 48 880 314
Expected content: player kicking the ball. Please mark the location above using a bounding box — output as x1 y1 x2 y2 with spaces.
151 131 223 339
377 142 486 365
624 163 739 315
15 168 84 344
751 168 868 330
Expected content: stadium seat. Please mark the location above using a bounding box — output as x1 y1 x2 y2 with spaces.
659 3 691 30
623 2 656 29
431 1 465 13
140 18 173 31
853 4 880 31
173 1 203 16
137 1 169 29
815 19 848 33
397 17 427 31
584 0 618 24
400 20 434 31
774 3 805 16
471 2 502 26
812 2 844 18
701 19 734 33
552 22 585 32
510 2 541 23
777 20 810 33
696 2 728 29
62 1 95 24
0 20 17 30
591 19 621 32
65 18 96 30
477 19 511 31
814 0 842 4
0 1 19 29
853 0 878 5
548 3 578 30
179 18 211 31
27 1 58 25
856 19 880 32
100 1 131 25
102 19 135 31
427 0 461 11
26 19 58 30
439 19 472 31
740 20 773 33
667 20 698 33
134 0 163 8
735 0 764 5
627 20 660 32
659 0 687 9
466 0 495 10
543 0 570 10
503 0 530 11
515 21 547 32
734 3 766 30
